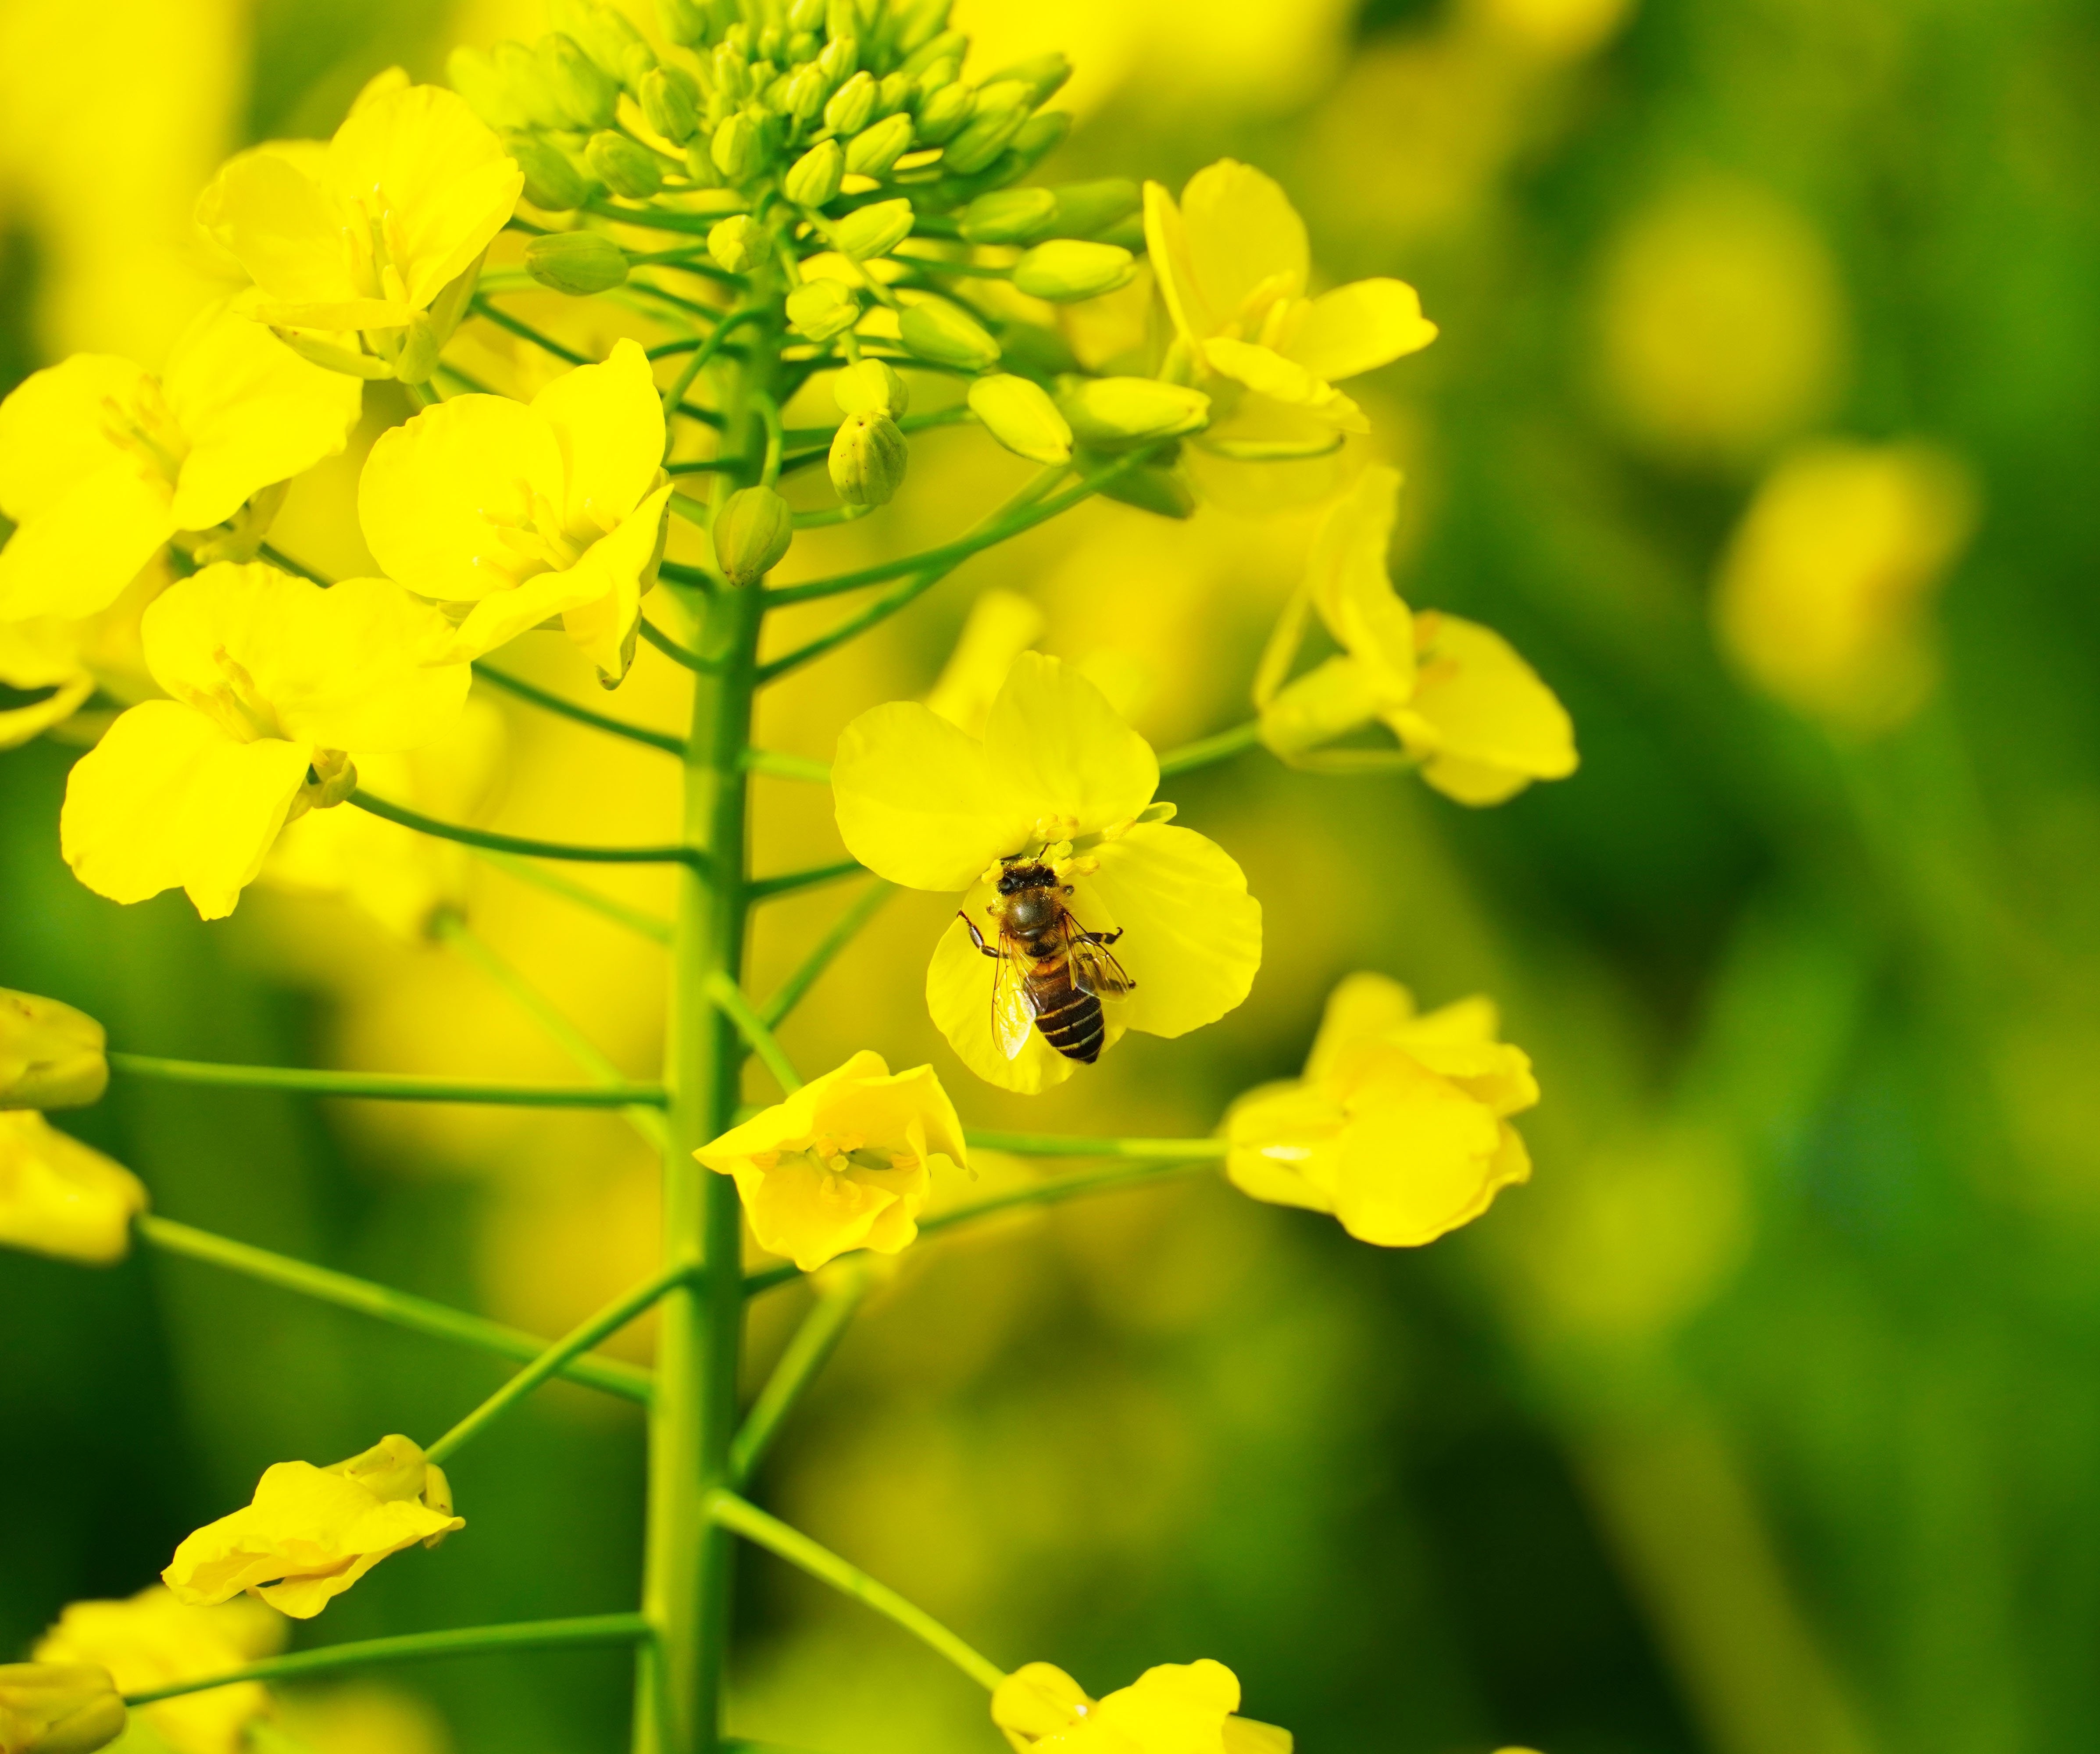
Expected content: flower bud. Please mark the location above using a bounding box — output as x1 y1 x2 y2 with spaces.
640 65 701 143
711 40 750 100
941 103 1028 176
787 277 861 342
901 26 967 75
785 139 845 207
825 69 877 135
826 0 860 39
392 315 441 385
586 130 664 198
757 22 786 61
968 374 1071 465
876 70 914 115
1047 177 1140 239
492 40 570 130
0 1112 146 1264
829 411 909 506
541 33 620 129
899 299 1000 372
1099 458 1196 520
1059 377 1211 448
818 35 857 82
711 111 757 179
783 64 829 125
1012 239 1136 302
448 46 526 131
981 50 1072 105
834 196 914 260
510 135 593 211
789 0 828 29
553 0 653 85
913 81 974 146
707 214 763 274
960 187 1057 245
657 0 708 44
833 359 910 418
712 486 795 585
1005 110 1071 176
0 991 106 1112
893 0 952 56
0 1665 126 1754
844 111 914 176
525 231 630 296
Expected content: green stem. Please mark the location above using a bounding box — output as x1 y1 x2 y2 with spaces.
470 296 589 365
436 913 671 1154
640 617 726 672
703 972 803 1094
742 749 832 784
474 662 686 756
353 790 709 871
704 1490 1005 1692
729 1262 871 1485
586 198 747 238
137 1215 651 1403
748 859 865 901
1156 719 1263 778
121 1615 654 1706
257 544 330 585
662 310 762 431
425 1263 692 1464
468 847 673 945
759 882 893 1029
107 1052 667 1109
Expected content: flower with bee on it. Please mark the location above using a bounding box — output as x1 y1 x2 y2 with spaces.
832 650 1261 1095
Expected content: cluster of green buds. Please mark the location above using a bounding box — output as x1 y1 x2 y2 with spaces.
450 0 1220 546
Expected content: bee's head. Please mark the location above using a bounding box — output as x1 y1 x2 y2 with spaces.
996 859 1055 895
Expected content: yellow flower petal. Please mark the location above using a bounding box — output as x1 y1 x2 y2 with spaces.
61 701 311 918
1329 1047 1510 1246
1092 1660 1242 1750
195 145 373 320
0 1112 146 1266
0 463 175 622
529 339 665 537
833 702 1020 890
993 1663 1093 1748
0 620 94 750
1085 823 1261 1040
1203 340 1368 432
1258 656 1381 758
1175 161 1309 335
556 481 672 684
0 356 152 526
161 303 363 532
979 652 1160 841
1387 612 1577 806
1304 971 1418 1082
923 589 1044 737
1224 1081 1346 1215
1283 278 1438 382
1305 466 1412 698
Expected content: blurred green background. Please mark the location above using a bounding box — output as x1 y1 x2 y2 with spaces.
6 0 2100 1751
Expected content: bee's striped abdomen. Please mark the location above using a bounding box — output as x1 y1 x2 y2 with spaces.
1026 961 1105 1063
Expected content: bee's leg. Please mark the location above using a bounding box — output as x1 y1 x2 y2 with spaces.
1075 928 1124 945
957 911 1001 958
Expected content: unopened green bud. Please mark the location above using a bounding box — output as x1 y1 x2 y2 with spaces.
1093 212 1144 251
541 33 620 128
981 51 1072 105
1012 239 1136 302
707 214 763 274
825 70 877 135
1048 178 1141 239
0 1663 127 1754
640 65 701 143
900 298 1000 371
996 320 1080 378
0 990 107 1111
833 358 909 417
621 41 658 92
657 0 708 44
829 411 909 506
788 29 821 64
827 0 861 40
1005 110 1071 176
787 277 861 342
525 231 629 295
902 27 967 75
711 111 757 179
783 64 829 125
789 0 828 29
1098 458 1197 520
711 486 795 585
893 0 952 56
876 71 914 115
968 374 1071 465
449 46 526 131
1060 377 1211 449
493 39 569 130
914 57 959 98
818 36 858 83
552 0 653 86
913 81 973 146
834 196 914 260
940 102 1026 175
961 187 1057 245
393 312 441 384
509 135 593 211
844 111 913 176
712 41 750 99
758 22 786 61
786 139 844 206
586 130 664 198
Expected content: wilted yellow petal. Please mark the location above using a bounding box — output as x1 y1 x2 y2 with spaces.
0 1113 146 1266
1284 278 1438 382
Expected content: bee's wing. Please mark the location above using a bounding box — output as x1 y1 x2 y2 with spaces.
1068 929 1136 999
989 935 1038 1060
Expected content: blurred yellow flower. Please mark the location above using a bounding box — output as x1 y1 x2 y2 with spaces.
1227 972 1536 1247
1257 468 1576 803
0 1664 125 1754
993 1658 1292 1754
0 989 107 1111
923 589 1046 737
358 339 672 684
163 1434 462 1621
1464 0 1635 59
833 652 1261 1094
696 1050 966 1272
1713 439 1977 732
0 620 96 750
0 1113 145 1265
1145 160 1436 433
33 1589 284 1754
60 563 469 921
0 303 363 622
196 71 520 379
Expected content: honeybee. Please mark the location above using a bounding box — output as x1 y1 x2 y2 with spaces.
958 856 1136 1064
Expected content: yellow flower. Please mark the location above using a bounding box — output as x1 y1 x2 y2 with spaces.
1145 160 1436 432
1226 972 1536 1247
1257 467 1576 805
0 1664 126 1754
357 339 673 684
0 1113 146 1266
0 988 107 1110
833 652 1262 1094
0 618 96 750
0 303 363 622
993 1659 1293 1754
163 1434 462 1621
196 71 520 380
33 1589 284 1754
1713 439 1977 733
59 562 470 921
696 1051 966 1272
